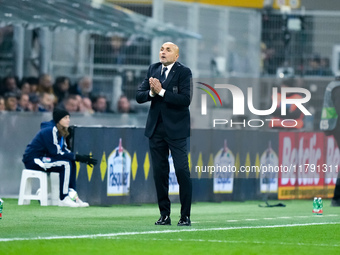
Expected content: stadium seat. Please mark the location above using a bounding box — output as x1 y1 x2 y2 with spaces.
18 169 59 206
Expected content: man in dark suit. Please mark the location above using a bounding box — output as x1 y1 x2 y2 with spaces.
136 42 192 226
331 84 340 207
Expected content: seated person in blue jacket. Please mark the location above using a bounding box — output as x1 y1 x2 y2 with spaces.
22 108 97 207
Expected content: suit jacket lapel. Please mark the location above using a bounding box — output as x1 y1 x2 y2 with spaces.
162 62 178 89
155 65 162 80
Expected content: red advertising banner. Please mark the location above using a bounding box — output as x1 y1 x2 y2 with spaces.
278 132 338 199
324 136 340 186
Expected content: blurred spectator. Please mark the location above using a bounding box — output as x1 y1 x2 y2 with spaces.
117 95 135 113
0 96 5 112
59 94 79 113
74 95 93 114
305 55 333 76
109 35 126 65
4 92 18 111
92 95 112 113
305 55 321 75
320 57 333 76
38 92 54 112
53 76 71 103
70 76 93 98
74 95 83 112
17 93 30 112
0 75 21 97
261 42 275 75
82 97 94 114
28 94 39 112
25 76 39 94
37 73 54 95
122 70 139 99
20 80 31 95
94 35 127 65
124 35 151 65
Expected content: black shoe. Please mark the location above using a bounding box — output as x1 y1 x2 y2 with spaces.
331 199 340 207
155 215 171 225
177 216 191 226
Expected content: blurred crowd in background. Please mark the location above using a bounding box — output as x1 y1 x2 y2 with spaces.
0 74 135 114
0 0 339 120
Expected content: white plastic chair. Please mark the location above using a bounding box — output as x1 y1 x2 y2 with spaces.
18 169 59 206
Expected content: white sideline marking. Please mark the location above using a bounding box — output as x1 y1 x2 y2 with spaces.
0 222 339 242
116 237 340 247
218 214 338 223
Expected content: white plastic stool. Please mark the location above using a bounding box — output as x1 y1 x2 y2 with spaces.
18 169 59 206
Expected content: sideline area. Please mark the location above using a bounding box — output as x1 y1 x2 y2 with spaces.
1 199 339 254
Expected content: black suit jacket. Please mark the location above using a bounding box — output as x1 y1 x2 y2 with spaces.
136 62 192 139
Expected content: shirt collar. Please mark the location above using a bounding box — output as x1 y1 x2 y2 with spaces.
162 62 175 72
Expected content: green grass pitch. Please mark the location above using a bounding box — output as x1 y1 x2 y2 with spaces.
0 199 339 255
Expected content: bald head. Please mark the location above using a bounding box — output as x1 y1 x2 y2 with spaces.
164 42 179 54
159 42 179 66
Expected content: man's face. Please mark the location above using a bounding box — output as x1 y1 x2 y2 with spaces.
5 97 17 111
65 99 79 113
94 98 107 112
159 42 179 66
19 94 29 108
118 97 130 113
41 94 54 111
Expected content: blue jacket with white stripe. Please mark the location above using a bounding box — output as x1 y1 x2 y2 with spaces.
22 120 75 164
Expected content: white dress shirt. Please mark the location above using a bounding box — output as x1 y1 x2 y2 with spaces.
150 62 175 97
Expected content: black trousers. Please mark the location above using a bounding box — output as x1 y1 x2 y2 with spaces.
333 132 340 201
149 122 192 218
